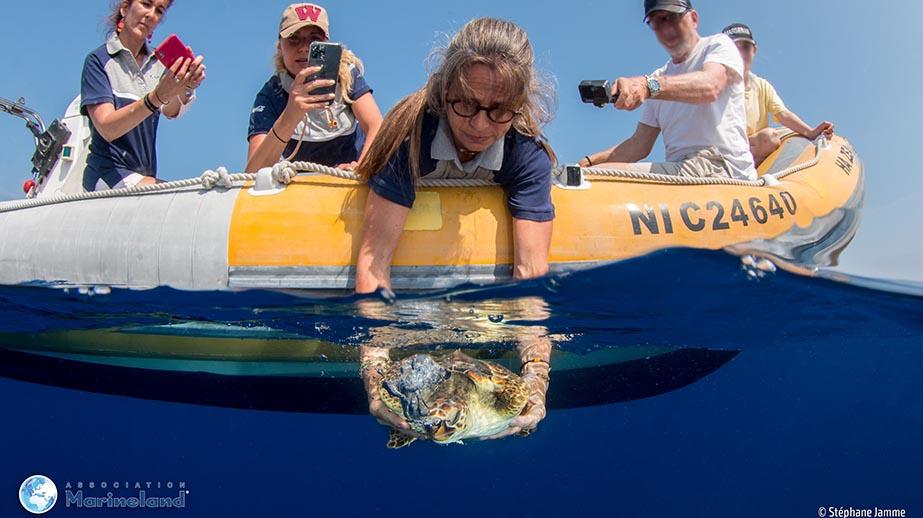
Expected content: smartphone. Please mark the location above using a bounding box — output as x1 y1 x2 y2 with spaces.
154 34 195 69
307 42 343 96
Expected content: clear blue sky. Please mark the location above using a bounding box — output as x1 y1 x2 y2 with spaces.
1 0 920 280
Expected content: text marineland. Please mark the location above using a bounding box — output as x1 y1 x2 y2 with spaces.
63 481 188 510
819 506 907 518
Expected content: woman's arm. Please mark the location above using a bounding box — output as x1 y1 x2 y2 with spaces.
86 101 157 143
245 66 336 173
349 93 383 165
512 218 552 280
86 56 200 141
246 130 289 173
483 297 551 440
355 190 411 293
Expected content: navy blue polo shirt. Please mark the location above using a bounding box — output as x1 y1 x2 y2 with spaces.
248 67 372 166
369 113 555 222
80 33 165 191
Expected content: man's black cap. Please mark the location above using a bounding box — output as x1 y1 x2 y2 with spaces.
722 23 756 44
644 0 693 22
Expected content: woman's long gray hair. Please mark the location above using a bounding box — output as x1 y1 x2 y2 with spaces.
358 17 556 179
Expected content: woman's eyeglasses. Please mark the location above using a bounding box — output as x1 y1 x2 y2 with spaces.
447 99 520 124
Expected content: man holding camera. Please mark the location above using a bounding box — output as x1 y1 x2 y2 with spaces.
580 0 756 181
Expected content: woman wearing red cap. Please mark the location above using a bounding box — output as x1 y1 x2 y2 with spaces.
246 3 382 173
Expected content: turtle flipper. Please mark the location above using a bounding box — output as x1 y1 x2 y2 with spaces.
471 363 529 418
387 429 417 449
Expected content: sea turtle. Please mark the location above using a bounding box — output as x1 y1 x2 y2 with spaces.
376 350 530 448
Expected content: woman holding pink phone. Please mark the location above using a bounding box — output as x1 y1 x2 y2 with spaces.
80 0 206 191
245 3 383 173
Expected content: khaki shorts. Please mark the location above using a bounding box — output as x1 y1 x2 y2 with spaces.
620 147 732 179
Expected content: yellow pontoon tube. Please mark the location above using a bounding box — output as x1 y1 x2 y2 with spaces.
228 133 862 290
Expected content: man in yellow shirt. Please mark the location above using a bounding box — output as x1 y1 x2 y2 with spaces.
722 23 834 166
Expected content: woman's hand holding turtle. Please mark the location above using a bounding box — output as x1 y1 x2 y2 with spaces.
359 345 423 437
482 361 549 440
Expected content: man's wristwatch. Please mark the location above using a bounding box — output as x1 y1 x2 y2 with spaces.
645 75 662 98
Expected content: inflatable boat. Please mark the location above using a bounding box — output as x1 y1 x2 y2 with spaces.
0 96 863 292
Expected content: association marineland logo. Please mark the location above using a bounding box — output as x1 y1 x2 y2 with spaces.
19 475 58 514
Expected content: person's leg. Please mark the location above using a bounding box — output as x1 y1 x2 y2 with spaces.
110 172 151 189
135 176 158 187
673 148 733 178
591 159 727 178
590 161 682 175
749 128 782 167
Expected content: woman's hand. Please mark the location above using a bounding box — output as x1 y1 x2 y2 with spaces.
335 161 358 171
280 65 336 126
152 56 203 106
355 191 410 294
183 52 206 94
481 362 549 440
483 326 552 440
359 346 421 436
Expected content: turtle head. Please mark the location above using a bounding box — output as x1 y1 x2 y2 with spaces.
423 398 468 443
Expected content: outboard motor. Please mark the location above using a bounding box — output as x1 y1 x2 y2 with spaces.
1 96 71 197
1 95 90 198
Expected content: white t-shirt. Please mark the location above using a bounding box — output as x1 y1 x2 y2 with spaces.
639 34 757 180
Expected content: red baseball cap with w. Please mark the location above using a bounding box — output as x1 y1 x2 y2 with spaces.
279 3 329 38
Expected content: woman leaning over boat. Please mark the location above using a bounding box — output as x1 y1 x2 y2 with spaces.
245 3 383 173
355 17 557 294
81 0 205 191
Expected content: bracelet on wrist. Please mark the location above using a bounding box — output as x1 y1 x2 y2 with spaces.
521 357 550 372
142 94 159 113
151 90 168 107
270 127 288 144
584 155 593 167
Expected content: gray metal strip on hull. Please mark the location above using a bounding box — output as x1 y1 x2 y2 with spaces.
228 262 602 291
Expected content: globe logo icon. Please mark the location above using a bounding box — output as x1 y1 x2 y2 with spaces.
18 475 57 514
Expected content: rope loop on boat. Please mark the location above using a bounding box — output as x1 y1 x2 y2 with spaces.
199 167 235 190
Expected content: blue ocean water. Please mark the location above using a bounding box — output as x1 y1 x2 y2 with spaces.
1 249 921 516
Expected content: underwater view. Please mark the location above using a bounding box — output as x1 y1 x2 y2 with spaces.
1 249 921 515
